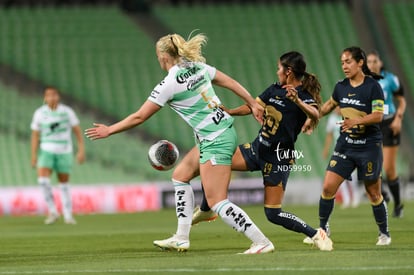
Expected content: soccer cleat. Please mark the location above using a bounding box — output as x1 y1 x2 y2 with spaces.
44 213 60 225
64 217 77 225
312 228 333 251
303 223 330 245
153 235 190 252
392 204 404 218
192 206 218 225
376 233 391 246
303 236 313 245
240 241 275 254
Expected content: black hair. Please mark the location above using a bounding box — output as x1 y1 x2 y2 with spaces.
343 46 383 80
280 51 322 107
367 49 386 71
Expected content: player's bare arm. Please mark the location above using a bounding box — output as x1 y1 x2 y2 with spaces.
72 125 85 163
221 104 252 116
213 70 263 124
30 130 40 168
85 100 161 140
319 98 337 118
341 111 383 132
390 95 406 135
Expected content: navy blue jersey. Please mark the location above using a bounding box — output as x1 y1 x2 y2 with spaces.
331 77 384 149
256 83 317 152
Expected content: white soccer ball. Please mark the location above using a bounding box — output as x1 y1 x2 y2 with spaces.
148 140 179 171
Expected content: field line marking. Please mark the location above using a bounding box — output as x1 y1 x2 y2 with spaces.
1 266 414 274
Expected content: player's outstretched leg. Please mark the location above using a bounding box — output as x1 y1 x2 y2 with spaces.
264 207 333 251
212 199 274 254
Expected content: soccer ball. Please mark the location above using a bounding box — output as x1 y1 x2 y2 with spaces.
148 140 179 171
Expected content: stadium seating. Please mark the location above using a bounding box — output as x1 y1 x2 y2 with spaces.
0 2 362 179
0 6 196 147
0 83 172 186
0 2 410 182
382 2 414 143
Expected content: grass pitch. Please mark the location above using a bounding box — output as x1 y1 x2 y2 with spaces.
0 202 413 274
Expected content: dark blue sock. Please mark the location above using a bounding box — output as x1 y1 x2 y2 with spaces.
387 177 401 206
319 196 335 231
372 199 389 236
264 207 317 237
200 184 210 211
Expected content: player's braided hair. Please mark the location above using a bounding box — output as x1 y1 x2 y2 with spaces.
157 31 207 63
280 51 322 108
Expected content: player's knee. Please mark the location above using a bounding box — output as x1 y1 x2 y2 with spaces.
264 207 282 225
171 162 199 182
365 184 382 204
322 184 337 198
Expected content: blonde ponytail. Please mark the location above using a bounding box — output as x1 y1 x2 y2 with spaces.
156 32 207 63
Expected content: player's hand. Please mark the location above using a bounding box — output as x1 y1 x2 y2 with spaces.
219 104 230 114
301 118 315 135
250 102 264 124
341 118 357 132
31 156 37 168
76 150 85 164
284 85 299 103
389 117 402 135
85 123 110 140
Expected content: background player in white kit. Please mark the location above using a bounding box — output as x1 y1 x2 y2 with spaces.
322 107 360 209
31 87 85 224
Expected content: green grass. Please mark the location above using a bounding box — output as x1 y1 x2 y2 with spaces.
0 202 413 274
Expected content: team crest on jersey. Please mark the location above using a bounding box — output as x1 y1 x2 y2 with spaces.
329 160 337 168
243 143 251 149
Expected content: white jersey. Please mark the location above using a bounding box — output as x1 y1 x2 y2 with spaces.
31 104 79 154
326 112 342 141
148 61 233 142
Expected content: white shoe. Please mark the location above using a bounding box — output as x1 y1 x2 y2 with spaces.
192 206 218 225
351 200 360 208
312 228 333 251
303 223 330 245
376 233 391 246
303 236 313 245
44 213 60 225
240 241 275 254
153 235 190 252
64 217 77 225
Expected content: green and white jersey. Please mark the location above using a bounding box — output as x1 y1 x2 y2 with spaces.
31 104 79 154
148 61 234 142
